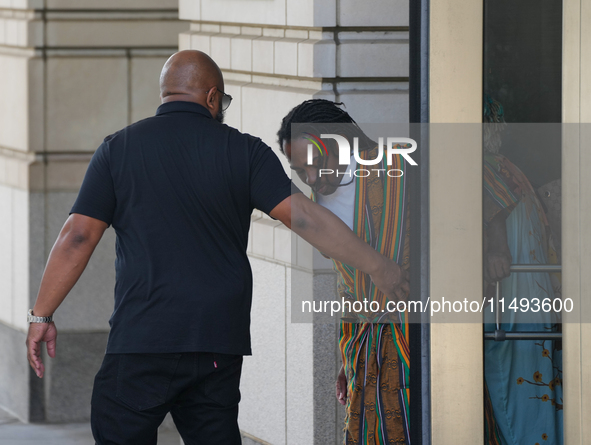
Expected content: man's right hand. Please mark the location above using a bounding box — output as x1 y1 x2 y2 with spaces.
26 322 57 378
370 256 410 303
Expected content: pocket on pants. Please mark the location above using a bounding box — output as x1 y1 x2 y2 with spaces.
116 353 182 411
202 353 243 407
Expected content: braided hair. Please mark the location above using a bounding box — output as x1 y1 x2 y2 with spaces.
277 99 376 154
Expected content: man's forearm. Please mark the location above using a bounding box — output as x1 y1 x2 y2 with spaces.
33 240 93 316
33 215 107 317
289 193 385 275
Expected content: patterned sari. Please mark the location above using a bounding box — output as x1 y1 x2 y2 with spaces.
314 147 411 444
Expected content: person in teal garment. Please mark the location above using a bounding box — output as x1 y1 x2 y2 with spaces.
482 96 563 445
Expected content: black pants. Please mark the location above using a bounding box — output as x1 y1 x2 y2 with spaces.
91 352 243 445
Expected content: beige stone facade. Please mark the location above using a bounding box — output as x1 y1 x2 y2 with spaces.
0 0 186 423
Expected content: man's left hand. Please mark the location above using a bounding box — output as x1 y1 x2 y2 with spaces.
336 365 348 405
26 322 57 378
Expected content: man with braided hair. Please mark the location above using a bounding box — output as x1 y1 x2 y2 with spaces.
278 99 411 444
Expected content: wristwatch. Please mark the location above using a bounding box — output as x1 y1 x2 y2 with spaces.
27 309 53 323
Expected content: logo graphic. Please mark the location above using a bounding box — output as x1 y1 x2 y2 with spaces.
303 133 418 178
302 133 328 158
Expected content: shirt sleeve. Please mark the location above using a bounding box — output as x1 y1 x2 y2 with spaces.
70 141 116 226
249 140 300 215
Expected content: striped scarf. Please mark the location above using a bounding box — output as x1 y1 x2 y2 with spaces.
314 147 411 444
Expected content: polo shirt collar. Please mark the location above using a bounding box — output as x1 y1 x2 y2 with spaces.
156 101 213 119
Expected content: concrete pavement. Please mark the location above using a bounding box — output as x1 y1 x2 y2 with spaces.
0 408 181 445
0 408 267 444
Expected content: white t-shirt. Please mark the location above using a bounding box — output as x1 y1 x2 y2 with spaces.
317 157 356 231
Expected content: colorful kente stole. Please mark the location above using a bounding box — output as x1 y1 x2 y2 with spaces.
313 147 410 444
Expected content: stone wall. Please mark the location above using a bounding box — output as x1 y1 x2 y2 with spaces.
0 0 186 422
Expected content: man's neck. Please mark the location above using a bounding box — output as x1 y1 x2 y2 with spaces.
161 92 204 106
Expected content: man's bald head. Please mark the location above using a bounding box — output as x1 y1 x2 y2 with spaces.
159 50 224 104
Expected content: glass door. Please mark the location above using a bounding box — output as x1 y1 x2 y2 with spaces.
482 2 563 444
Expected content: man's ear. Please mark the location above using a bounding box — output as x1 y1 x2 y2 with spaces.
205 87 217 110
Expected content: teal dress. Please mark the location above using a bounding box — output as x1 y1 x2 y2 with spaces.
483 154 563 445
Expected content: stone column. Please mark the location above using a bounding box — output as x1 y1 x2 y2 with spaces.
0 0 185 423
177 1 409 443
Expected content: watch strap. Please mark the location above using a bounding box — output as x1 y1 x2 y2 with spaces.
27 309 53 323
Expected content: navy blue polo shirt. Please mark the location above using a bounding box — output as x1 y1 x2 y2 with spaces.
70 101 294 355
